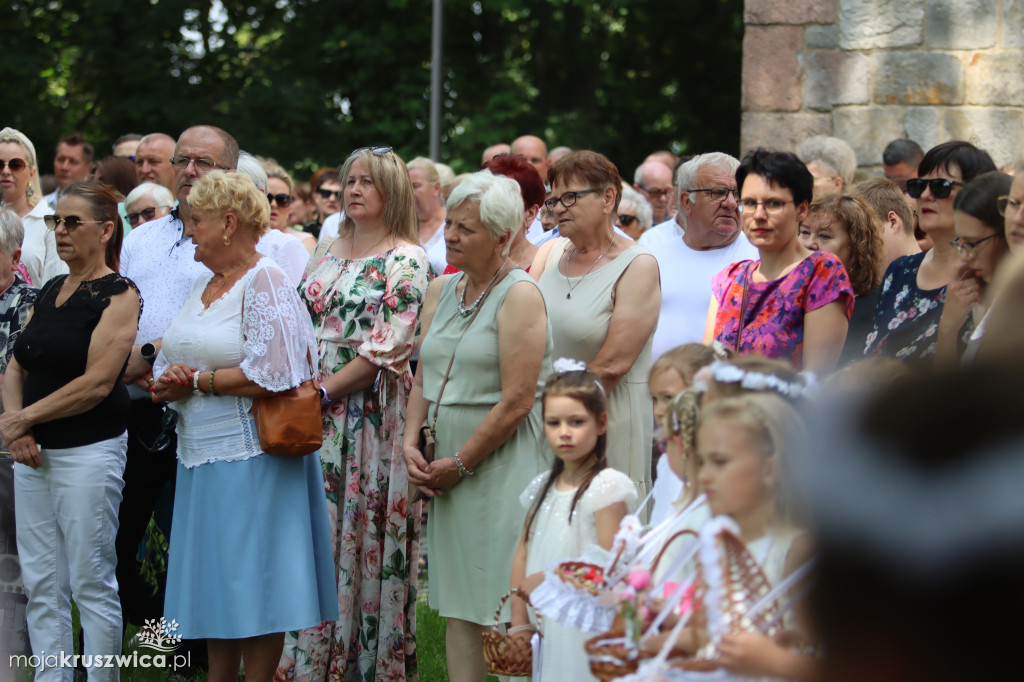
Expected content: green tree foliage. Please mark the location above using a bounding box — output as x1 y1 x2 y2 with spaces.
3 0 741 179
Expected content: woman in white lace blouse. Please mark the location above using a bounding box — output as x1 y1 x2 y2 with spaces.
152 171 336 682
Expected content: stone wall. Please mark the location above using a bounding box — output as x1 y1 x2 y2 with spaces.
740 0 1024 176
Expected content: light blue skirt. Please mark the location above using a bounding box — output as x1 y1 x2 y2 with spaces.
164 451 338 639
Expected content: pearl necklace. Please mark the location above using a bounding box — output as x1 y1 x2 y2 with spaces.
458 256 509 317
564 237 614 299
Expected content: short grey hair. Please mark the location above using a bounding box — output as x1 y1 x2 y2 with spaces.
446 170 524 254
619 185 653 231
796 135 857 186
236 150 269 192
125 182 174 209
675 152 740 210
0 209 25 257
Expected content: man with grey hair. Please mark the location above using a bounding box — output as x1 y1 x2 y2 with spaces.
644 152 757 359
797 134 858 197
115 125 239 629
633 160 674 224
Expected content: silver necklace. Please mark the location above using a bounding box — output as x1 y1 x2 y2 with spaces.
458 256 509 317
351 232 387 260
564 237 614 299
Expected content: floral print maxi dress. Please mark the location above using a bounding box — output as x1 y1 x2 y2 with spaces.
277 240 430 682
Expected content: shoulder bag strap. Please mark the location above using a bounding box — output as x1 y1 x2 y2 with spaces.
735 261 752 352
430 266 517 432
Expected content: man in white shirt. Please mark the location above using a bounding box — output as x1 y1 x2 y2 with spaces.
43 133 94 208
647 152 758 359
115 124 239 625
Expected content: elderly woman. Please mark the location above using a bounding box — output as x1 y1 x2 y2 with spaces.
153 171 336 682
404 170 551 681
277 147 430 682
706 149 854 375
865 141 997 363
616 185 654 241
1 182 139 682
0 127 67 286
796 135 858 197
934 171 1013 364
124 181 174 229
800 193 884 364
264 162 317 253
531 150 661 498
408 156 449 275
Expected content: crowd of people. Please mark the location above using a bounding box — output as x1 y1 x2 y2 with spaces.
1 122 1023 682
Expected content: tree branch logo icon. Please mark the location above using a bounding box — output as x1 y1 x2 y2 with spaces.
136 617 183 653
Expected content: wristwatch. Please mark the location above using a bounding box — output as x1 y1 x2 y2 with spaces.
140 342 157 365
319 384 331 405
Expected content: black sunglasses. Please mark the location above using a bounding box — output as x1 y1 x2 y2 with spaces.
316 188 341 200
267 192 292 207
43 215 104 231
127 205 171 225
138 408 178 455
618 214 638 227
906 178 964 199
0 158 28 172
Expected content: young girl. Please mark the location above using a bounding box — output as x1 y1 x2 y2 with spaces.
649 344 720 526
510 362 637 682
649 393 818 680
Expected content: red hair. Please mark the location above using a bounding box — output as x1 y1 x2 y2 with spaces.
481 153 546 212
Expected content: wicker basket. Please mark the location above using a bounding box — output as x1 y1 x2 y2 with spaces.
481 590 540 677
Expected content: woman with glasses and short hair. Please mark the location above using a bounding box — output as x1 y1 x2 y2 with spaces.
705 148 854 375
263 162 316 253
124 181 174 229
864 141 997 364
531 150 661 500
1 182 140 682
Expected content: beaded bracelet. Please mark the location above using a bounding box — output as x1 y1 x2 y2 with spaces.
209 369 217 396
454 452 474 478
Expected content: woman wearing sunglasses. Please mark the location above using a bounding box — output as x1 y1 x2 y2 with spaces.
705 148 854 375
864 141 997 364
124 181 174 229
616 185 653 241
0 127 68 286
934 171 1012 364
0 182 140 682
265 163 316 254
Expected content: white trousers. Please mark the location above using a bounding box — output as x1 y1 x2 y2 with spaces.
14 433 127 682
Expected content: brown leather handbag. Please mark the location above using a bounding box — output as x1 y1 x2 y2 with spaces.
251 351 324 457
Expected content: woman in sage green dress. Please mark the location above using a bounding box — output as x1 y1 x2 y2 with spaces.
403 170 552 682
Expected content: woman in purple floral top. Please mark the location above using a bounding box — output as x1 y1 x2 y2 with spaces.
706 149 854 374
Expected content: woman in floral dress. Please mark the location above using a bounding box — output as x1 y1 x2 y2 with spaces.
277 147 430 682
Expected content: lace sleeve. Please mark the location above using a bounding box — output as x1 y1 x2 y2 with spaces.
356 246 431 372
580 469 638 517
241 261 319 391
519 472 551 511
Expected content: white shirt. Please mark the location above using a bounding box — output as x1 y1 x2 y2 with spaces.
421 221 447 276
649 231 758 360
21 200 68 287
317 212 343 243
257 229 310 287
638 217 685 250
524 215 546 245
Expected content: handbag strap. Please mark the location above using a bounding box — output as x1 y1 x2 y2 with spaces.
735 261 752 352
430 265 516 432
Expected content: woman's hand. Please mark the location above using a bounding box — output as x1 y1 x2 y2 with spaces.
403 442 441 498
8 433 41 469
947 264 984 313
152 363 197 403
418 457 463 494
717 632 787 677
0 410 32 446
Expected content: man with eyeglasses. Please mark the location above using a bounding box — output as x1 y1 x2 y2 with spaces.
633 160 674 224
115 125 239 635
643 152 757 359
133 133 178 191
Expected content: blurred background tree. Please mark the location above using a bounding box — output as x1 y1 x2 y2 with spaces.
3 0 741 178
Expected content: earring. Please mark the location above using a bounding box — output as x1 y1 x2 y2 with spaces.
223 234 231 246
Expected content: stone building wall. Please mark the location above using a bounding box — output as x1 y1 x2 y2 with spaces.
740 0 1024 176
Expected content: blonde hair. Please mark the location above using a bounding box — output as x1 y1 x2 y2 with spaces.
262 160 294 192
406 156 440 184
187 170 270 240
0 127 43 207
338 149 418 243
663 387 704 508
650 343 718 388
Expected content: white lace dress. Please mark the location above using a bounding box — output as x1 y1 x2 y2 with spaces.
522 468 638 682
158 258 338 638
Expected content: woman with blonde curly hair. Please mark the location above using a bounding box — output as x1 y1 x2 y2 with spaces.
800 193 884 365
153 170 336 682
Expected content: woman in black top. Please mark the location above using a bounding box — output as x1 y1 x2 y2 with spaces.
0 182 140 681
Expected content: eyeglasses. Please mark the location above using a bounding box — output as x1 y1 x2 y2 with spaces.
952 234 998 259
687 187 739 203
997 195 1024 217
127 205 171 226
906 177 964 199
0 158 28 172
544 188 598 211
617 214 638 227
352 146 394 156
43 215 105 231
638 185 671 199
267 193 292 207
169 156 230 172
738 199 794 215
138 408 179 454
316 188 341 200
